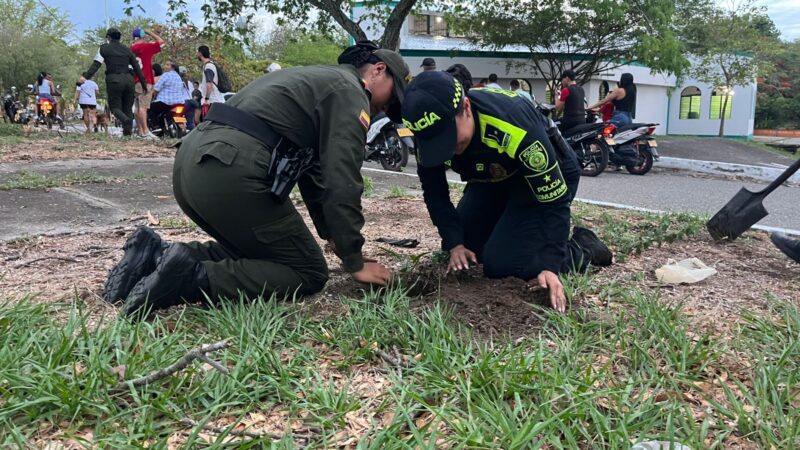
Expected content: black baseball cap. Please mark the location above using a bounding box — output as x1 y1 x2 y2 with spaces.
401 71 464 167
373 49 411 123
106 27 122 40
421 57 436 68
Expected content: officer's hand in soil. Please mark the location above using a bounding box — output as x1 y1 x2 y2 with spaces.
352 262 391 285
536 270 566 313
448 245 477 274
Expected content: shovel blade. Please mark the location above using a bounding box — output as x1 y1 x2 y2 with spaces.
706 187 768 241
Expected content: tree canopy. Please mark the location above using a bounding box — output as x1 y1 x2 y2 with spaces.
450 0 693 95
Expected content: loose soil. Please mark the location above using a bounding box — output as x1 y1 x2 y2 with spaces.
2 196 798 340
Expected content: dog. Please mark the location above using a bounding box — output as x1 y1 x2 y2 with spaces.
94 111 110 133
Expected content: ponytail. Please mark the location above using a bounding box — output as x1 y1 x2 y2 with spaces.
338 40 381 68
37 72 46 86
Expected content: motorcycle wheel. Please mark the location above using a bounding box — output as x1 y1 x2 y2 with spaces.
379 133 409 172
579 138 609 177
167 121 183 139
45 116 52 130
626 142 654 175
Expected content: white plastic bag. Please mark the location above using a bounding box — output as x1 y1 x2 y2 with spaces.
655 258 717 284
631 442 691 450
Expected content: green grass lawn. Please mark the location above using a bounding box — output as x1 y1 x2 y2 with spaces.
0 207 797 448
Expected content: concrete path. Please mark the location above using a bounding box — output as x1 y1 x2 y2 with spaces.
657 136 795 167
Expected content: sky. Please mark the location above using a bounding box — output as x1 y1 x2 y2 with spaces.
45 0 800 42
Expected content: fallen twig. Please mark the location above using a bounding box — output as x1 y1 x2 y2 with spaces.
115 339 231 389
14 256 79 268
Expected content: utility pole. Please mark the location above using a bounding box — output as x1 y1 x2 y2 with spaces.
105 0 110 28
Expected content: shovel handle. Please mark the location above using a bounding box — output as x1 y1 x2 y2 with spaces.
758 157 800 197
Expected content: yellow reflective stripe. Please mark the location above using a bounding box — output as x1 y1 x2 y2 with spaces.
478 112 527 158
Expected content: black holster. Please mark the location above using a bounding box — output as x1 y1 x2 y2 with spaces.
266 142 314 202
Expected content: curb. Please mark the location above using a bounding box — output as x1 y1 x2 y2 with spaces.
657 157 800 183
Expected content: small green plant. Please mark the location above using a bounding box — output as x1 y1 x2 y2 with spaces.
430 250 450 268
387 185 408 198
158 215 199 231
362 175 374 197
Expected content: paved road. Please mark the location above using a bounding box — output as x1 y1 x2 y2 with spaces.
364 159 800 233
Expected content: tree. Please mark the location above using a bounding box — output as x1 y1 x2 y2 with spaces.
450 0 691 101
0 0 81 101
127 0 428 50
756 39 800 129
683 0 777 136
250 27 347 67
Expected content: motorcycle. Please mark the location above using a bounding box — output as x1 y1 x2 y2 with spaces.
149 103 186 139
537 104 610 177
36 96 64 129
607 122 659 175
365 113 414 171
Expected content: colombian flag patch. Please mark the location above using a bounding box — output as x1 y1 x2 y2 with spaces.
359 110 370 129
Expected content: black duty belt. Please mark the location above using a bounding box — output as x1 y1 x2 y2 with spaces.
204 102 283 150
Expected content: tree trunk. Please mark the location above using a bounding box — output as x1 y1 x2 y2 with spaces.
718 91 729 137
379 0 416 50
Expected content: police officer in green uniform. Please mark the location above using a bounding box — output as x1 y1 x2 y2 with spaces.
103 42 410 316
402 71 612 312
80 28 146 137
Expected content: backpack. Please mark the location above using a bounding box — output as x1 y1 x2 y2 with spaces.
206 61 232 93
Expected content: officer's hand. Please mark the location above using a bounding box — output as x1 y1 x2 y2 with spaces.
537 270 566 313
447 245 477 274
352 262 391 285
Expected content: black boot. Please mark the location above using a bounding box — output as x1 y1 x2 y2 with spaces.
121 244 209 317
572 226 613 267
770 233 800 264
104 226 168 303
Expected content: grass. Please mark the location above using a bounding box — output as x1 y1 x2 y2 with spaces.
362 176 374 198
386 185 409 199
0 281 797 447
158 215 200 232
0 171 113 190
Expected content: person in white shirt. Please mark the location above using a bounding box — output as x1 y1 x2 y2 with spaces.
510 79 534 103
74 79 100 133
197 45 225 115
486 73 502 89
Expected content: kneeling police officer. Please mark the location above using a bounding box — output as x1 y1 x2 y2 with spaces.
104 42 410 315
402 71 612 312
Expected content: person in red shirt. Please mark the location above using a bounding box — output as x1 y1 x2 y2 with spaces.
130 28 164 138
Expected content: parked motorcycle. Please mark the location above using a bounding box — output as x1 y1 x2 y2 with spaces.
537 104 610 177
607 122 659 175
365 113 414 171
149 103 186 139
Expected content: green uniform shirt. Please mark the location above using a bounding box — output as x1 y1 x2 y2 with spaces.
226 65 371 272
83 41 147 90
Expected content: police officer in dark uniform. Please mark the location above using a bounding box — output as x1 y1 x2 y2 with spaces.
104 42 410 316
80 28 146 137
402 71 612 312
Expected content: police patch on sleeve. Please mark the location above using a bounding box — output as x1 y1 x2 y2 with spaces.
359 110 370 129
524 163 568 203
518 141 549 172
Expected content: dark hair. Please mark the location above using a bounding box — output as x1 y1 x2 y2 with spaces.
510 79 520 89
445 63 473 91
197 45 210 59
619 73 634 88
153 64 163 77
488 73 498 82
337 40 381 68
106 28 121 40
561 69 576 81
37 71 46 86
479 78 488 84
191 89 202 99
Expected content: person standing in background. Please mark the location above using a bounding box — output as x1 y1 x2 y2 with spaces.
130 28 164 138
421 58 436 72
74 78 100 133
197 45 225 118
486 73 501 89
510 79 534 103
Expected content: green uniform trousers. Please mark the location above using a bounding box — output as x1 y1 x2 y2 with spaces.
105 73 135 136
172 122 329 301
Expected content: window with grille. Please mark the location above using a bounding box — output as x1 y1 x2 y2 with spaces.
679 86 701 120
709 87 733 120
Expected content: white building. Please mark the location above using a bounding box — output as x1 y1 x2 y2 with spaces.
353 6 757 138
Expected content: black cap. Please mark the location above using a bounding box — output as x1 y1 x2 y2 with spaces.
421 57 436 69
373 49 411 123
106 27 121 39
401 71 464 167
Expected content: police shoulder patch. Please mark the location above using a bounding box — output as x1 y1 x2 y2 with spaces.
519 141 549 173
359 110 370 129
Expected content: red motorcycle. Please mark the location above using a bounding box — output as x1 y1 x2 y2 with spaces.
150 103 186 139
34 95 64 130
